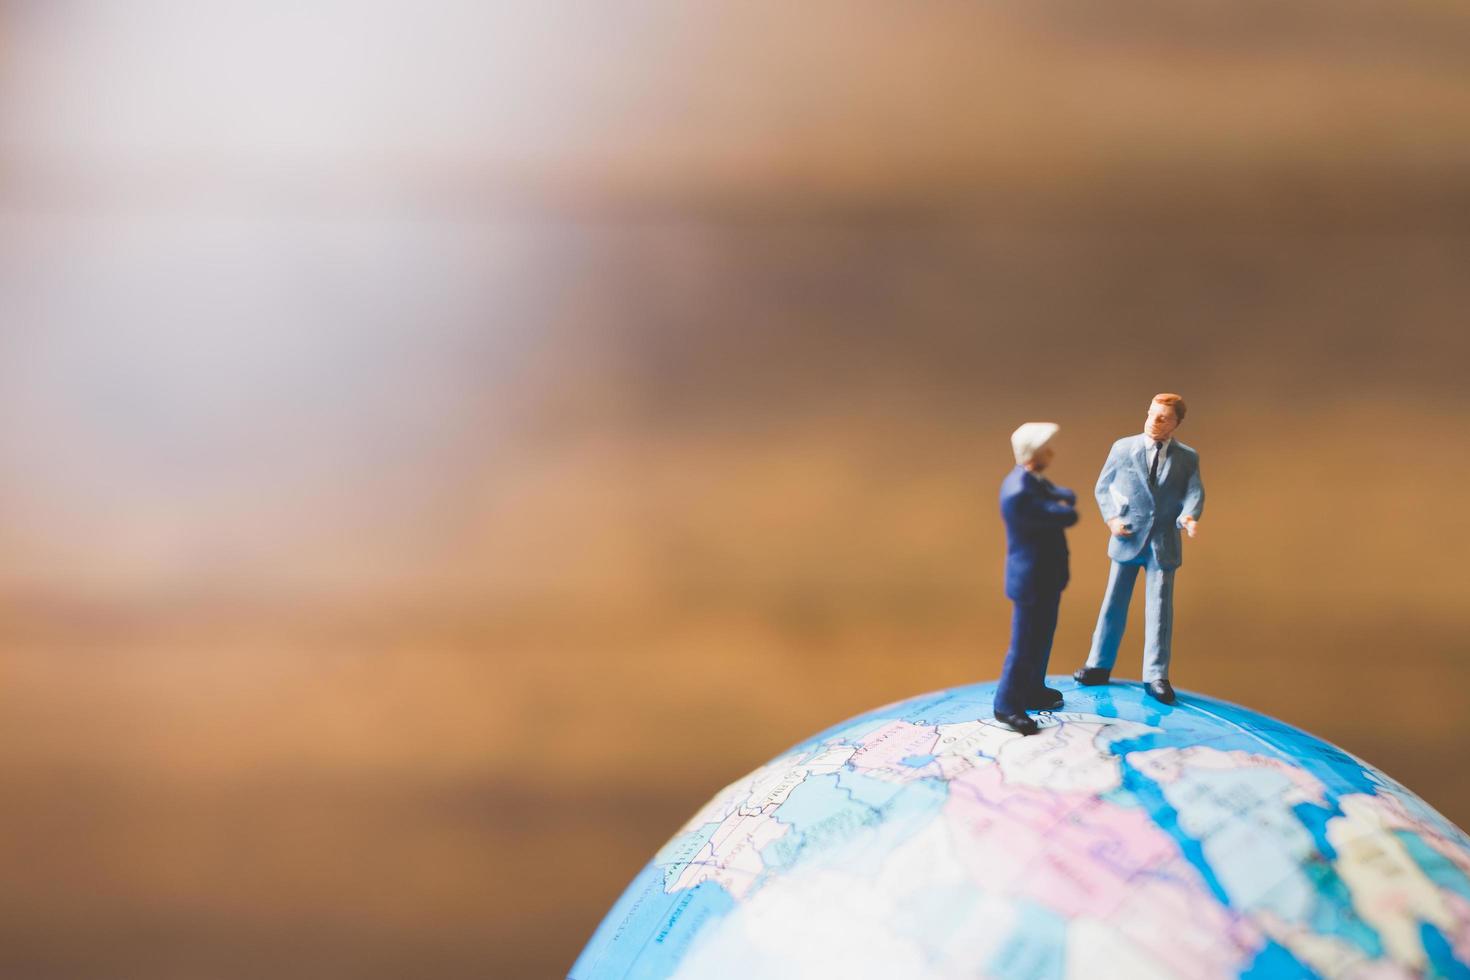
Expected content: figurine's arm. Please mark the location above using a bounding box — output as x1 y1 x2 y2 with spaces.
1005 487 1079 530
1177 456 1204 534
1048 483 1077 506
1093 447 1122 521
1030 493 1080 529
1095 445 1134 537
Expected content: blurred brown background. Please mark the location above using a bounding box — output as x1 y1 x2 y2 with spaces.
1 1 1468 977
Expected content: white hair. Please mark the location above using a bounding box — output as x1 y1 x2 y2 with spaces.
1010 422 1059 465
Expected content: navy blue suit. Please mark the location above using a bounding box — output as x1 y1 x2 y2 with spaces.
995 466 1078 715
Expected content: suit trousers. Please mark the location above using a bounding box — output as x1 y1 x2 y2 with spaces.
995 592 1062 716
1085 552 1176 682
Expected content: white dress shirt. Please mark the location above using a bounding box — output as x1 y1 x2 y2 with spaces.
1144 432 1172 479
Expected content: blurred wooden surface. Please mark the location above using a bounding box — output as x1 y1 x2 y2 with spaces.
1 2 1468 977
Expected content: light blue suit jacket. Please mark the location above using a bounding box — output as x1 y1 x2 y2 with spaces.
1093 435 1204 570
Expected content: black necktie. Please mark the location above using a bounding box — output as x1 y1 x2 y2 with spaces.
1149 441 1163 486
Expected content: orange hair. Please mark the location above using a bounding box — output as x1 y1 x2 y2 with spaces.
1152 392 1186 422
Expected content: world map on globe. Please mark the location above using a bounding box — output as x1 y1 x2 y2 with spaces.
571 679 1470 979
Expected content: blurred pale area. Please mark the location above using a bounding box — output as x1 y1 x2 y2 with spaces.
1 1 1468 976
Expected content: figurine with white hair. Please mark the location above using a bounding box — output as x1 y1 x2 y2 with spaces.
994 422 1079 735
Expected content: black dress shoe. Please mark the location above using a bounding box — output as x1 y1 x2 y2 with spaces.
1027 686 1064 710
994 711 1040 736
1145 679 1177 705
1073 666 1111 686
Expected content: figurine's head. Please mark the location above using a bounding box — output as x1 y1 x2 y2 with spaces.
1011 422 1059 472
1146 393 1186 441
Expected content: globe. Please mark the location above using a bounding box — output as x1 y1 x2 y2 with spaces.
571 678 1470 979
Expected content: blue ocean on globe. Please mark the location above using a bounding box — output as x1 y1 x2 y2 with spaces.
571 678 1470 979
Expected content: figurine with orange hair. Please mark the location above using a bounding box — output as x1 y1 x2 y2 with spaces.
1073 393 1204 704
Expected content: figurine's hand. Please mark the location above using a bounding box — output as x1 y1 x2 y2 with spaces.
1180 516 1199 538
1107 518 1132 537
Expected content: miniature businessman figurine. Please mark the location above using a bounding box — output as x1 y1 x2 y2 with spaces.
995 423 1079 735
1073 393 1204 704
